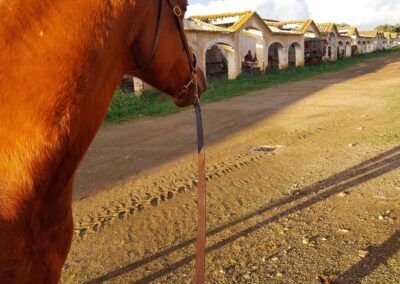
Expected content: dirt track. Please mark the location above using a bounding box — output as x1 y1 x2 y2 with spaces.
63 53 400 283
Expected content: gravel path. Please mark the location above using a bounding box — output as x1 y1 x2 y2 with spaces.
63 53 400 283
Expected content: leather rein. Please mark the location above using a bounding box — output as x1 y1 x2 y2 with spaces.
135 1 206 283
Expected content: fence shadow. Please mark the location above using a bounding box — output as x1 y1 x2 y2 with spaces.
335 230 400 284
85 146 400 283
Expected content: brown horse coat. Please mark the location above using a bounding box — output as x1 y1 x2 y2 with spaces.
0 0 205 282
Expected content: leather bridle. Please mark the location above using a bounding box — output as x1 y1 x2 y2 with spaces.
135 1 206 283
135 0 199 104
165 4 206 283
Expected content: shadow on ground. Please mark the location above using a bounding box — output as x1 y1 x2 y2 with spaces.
74 53 400 199
335 229 400 283
85 146 400 283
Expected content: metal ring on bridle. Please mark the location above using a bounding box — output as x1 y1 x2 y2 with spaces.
173 6 182 17
179 71 197 97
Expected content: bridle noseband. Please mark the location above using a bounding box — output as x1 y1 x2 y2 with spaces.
135 0 199 104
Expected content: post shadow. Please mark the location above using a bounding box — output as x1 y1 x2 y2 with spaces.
85 147 400 283
335 230 400 284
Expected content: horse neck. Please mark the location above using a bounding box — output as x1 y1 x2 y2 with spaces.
0 0 143 219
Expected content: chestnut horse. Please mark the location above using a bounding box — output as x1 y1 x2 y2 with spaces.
0 0 206 282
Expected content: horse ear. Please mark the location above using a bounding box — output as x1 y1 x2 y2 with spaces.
181 0 188 8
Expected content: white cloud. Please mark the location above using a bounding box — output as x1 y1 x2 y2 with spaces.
187 0 308 20
187 0 400 29
304 0 400 29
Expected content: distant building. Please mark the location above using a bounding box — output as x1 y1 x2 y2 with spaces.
359 30 385 51
123 11 398 93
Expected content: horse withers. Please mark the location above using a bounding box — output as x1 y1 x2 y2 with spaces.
0 0 206 282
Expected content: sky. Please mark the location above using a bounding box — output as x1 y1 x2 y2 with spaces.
187 0 400 30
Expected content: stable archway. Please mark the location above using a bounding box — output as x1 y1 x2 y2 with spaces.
288 42 303 68
205 45 225 75
383 40 387 50
203 39 238 80
345 41 351 57
357 41 362 54
324 32 337 61
267 42 285 70
326 32 337 60
337 41 345 59
362 41 367 53
240 27 266 73
374 40 379 51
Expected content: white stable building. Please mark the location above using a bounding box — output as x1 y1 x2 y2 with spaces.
127 12 399 93
186 11 306 79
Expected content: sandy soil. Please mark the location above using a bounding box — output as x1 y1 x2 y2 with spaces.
63 53 400 283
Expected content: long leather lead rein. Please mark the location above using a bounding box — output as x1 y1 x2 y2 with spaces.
194 102 206 284
133 1 206 281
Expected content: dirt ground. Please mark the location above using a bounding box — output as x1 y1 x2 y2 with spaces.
62 53 400 284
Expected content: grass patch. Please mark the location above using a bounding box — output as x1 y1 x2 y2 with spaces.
105 89 178 122
106 48 400 123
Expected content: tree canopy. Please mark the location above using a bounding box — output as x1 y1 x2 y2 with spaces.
375 24 400 32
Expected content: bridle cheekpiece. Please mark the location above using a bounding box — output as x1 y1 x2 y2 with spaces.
134 0 199 105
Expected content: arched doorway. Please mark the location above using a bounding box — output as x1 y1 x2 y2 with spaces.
267 42 285 70
325 32 337 61
374 40 379 51
288 42 303 67
240 27 266 74
337 41 345 59
205 45 227 76
362 41 367 53
305 36 324 65
345 42 351 57
357 41 362 54
204 41 238 80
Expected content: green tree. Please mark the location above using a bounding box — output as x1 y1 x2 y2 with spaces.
375 24 400 32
